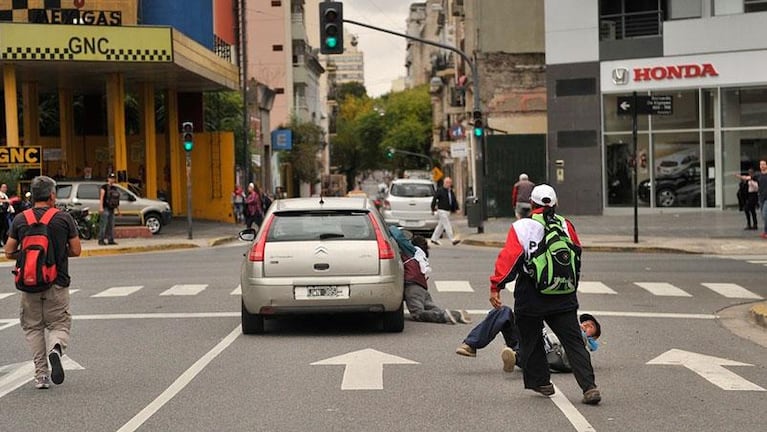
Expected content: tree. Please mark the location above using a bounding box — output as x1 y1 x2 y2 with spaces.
281 116 324 184
204 91 249 168
334 81 367 104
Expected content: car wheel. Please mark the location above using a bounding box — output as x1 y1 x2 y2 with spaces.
241 300 265 334
656 189 677 207
144 212 163 235
382 303 404 333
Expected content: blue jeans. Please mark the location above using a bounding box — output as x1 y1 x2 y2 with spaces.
99 208 115 242
762 203 767 234
463 305 520 351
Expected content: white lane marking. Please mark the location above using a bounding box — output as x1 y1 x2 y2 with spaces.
0 356 84 400
230 285 242 295
463 310 717 320
647 349 766 392
577 281 617 295
434 280 474 292
0 319 18 331
73 312 239 320
635 282 692 297
92 286 143 298
0 293 15 301
0 261 14 268
549 383 596 432
69 289 80 294
311 349 419 390
701 283 763 300
160 284 207 296
746 260 767 264
116 325 241 432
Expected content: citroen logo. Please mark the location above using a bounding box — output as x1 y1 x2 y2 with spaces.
314 246 329 255
612 67 629 85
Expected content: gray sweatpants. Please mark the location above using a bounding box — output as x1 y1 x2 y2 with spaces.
404 283 450 323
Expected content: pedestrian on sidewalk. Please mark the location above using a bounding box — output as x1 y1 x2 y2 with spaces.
430 176 460 246
488 184 601 405
0 183 14 245
98 173 120 246
737 160 767 238
390 226 470 324
512 173 535 220
5 175 82 389
244 183 263 230
743 169 759 231
232 184 245 223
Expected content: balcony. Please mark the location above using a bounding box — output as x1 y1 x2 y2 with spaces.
599 10 663 41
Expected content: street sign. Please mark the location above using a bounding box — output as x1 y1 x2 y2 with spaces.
450 140 468 158
617 95 673 116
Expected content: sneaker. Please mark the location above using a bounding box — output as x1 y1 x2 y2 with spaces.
531 383 555 396
452 239 461 245
444 309 457 324
430 240 441 246
34 375 51 389
455 310 472 324
582 388 601 405
455 343 476 357
501 347 517 372
48 344 64 385
98 240 106 246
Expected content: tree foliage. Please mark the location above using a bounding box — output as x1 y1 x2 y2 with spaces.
281 116 324 184
204 91 249 168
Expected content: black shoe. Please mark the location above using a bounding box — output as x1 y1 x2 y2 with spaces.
430 240 441 246
98 240 106 246
531 383 555 396
108 241 118 245
452 239 461 245
745 226 753 230
49 344 65 385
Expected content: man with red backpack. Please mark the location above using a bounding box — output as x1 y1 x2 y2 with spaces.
4 176 81 389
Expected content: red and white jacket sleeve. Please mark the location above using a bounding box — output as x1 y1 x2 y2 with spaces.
489 226 526 293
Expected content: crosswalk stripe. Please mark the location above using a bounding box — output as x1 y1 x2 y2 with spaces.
577 281 617 294
160 284 208 296
231 285 241 295
747 260 767 264
634 282 692 297
701 283 763 299
434 281 474 292
69 289 80 294
92 286 143 298
0 293 15 301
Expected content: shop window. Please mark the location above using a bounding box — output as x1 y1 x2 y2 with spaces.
651 90 699 130
603 94 649 132
723 130 767 206
722 87 767 128
604 133 650 207
745 0 767 12
652 132 702 208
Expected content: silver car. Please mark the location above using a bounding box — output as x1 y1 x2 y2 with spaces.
381 179 438 233
239 197 405 334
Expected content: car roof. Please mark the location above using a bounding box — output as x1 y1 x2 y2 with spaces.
390 178 434 185
272 197 374 212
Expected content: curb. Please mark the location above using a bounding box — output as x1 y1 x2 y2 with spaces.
460 239 701 254
750 302 767 329
79 243 199 257
208 236 238 247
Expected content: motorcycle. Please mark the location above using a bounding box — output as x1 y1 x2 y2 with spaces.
59 204 94 240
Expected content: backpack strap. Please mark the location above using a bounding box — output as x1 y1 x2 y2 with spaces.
22 209 38 225
40 208 58 225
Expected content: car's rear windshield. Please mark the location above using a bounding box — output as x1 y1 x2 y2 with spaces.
390 183 434 198
267 211 376 242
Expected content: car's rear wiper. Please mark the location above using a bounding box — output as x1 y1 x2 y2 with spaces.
319 233 345 240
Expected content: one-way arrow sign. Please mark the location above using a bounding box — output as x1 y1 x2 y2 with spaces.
311 348 418 390
0 356 85 398
617 95 673 116
647 349 765 391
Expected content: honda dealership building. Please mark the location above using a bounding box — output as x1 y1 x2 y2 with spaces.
544 0 767 214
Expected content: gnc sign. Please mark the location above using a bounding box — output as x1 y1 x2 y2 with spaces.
633 63 718 82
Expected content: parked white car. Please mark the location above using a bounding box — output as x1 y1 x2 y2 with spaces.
381 178 438 233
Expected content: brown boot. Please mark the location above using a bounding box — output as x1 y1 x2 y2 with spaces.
582 388 601 405
531 384 555 396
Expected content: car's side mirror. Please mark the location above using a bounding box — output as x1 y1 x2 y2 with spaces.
239 228 257 242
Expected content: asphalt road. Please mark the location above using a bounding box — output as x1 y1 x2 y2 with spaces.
1 243 766 432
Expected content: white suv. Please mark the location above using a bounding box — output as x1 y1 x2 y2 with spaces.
381 178 438 232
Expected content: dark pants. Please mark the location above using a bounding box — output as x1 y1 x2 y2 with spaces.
463 306 520 351
404 284 449 323
745 194 758 228
516 309 596 392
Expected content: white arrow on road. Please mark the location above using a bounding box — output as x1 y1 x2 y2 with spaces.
619 101 631 111
0 356 85 398
647 349 765 391
311 348 418 390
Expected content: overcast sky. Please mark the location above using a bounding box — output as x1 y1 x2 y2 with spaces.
343 0 412 96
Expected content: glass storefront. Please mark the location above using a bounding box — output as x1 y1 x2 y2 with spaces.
603 86 767 209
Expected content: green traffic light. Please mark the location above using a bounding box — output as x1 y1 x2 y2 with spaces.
184 141 193 152
474 127 483 137
325 37 338 49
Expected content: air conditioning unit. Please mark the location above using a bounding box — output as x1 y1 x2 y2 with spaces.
600 21 616 40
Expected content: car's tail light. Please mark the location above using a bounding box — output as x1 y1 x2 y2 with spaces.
248 216 274 262
383 200 391 210
367 213 395 260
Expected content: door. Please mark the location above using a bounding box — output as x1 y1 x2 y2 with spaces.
485 134 547 218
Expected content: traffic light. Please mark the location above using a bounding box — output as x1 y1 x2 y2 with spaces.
182 122 194 152
472 110 484 138
320 1 344 55
386 147 395 159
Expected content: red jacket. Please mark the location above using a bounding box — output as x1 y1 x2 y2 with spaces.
402 253 428 290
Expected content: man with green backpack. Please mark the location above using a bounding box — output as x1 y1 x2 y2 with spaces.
487 184 601 405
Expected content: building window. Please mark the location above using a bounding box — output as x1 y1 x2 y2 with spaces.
272 45 283 52
745 0 767 12
271 1 282 6
599 0 664 41
275 88 285 94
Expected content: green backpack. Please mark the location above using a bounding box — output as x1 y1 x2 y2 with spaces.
526 213 581 295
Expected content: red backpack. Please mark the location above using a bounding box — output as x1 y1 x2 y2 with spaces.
14 208 59 293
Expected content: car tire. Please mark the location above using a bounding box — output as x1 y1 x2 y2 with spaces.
656 188 677 207
144 212 163 235
241 300 265 334
382 303 404 333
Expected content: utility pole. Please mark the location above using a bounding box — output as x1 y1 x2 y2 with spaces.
343 19 485 233
239 0 250 184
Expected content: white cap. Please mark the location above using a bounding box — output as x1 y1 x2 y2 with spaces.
530 184 557 207
519 173 528 181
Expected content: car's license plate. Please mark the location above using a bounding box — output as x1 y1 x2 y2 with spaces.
294 285 350 300
401 220 421 227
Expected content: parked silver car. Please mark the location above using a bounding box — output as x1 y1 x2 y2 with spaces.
238 197 405 334
381 178 438 233
54 180 172 234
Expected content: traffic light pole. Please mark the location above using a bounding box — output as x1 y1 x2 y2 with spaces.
186 152 193 240
343 19 485 233
388 147 433 171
